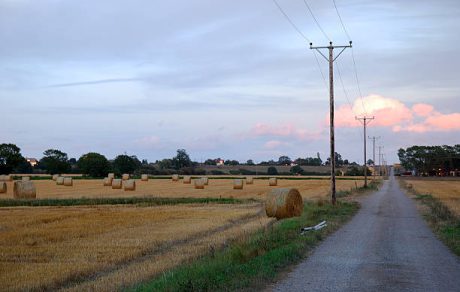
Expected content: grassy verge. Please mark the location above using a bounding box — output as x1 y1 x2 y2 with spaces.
336 179 381 198
131 200 359 291
413 193 460 256
0 197 244 207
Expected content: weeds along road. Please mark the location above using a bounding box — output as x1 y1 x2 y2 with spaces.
271 172 460 292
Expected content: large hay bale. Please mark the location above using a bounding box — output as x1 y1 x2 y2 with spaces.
112 179 122 189
22 176 30 181
269 177 278 186
108 173 115 179
0 182 6 194
56 177 65 185
172 174 179 182
0 175 4 181
13 181 36 199
124 179 136 191
183 176 191 184
52 174 59 181
201 177 209 185
233 179 243 190
0 175 13 182
194 179 204 189
103 177 113 186
246 177 254 185
122 174 130 180
63 177 73 186
265 188 303 219
141 174 149 181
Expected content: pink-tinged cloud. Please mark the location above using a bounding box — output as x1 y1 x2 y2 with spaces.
250 123 322 141
412 103 434 117
263 140 287 150
425 113 460 130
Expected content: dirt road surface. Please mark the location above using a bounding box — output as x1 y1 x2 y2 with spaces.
271 173 460 291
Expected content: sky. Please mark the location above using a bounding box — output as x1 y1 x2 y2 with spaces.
1 0 459 164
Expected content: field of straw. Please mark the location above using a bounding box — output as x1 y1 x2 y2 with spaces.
404 179 460 216
0 177 365 201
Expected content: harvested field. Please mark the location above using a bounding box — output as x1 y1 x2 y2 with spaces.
0 178 366 201
403 179 460 216
0 203 272 291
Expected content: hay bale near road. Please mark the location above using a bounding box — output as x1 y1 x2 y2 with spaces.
122 174 130 180
112 179 122 189
108 173 115 179
0 182 6 194
201 177 209 185
265 188 303 220
63 177 73 186
0 175 13 182
22 176 30 181
172 174 179 182
141 174 149 181
103 177 113 186
52 174 59 181
124 179 136 191
233 179 243 190
246 177 254 185
183 176 191 184
269 177 278 186
194 179 204 189
13 181 36 199
56 177 65 185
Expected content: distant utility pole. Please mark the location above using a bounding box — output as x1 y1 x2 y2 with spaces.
310 41 352 205
378 145 384 176
356 116 374 187
368 136 380 180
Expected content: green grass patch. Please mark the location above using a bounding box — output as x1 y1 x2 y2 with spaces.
0 197 243 208
414 193 460 256
131 200 359 291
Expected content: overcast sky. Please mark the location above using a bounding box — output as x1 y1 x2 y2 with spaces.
1 0 459 164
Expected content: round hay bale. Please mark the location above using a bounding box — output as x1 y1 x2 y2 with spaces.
124 179 136 191
122 174 130 181
52 174 59 181
269 177 278 186
56 177 65 185
183 176 191 184
0 175 5 181
172 174 179 182
265 188 303 219
201 177 209 185
22 176 31 181
0 182 6 194
103 177 113 186
246 177 254 185
13 181 36 199
141 174 149 181
108 173 115 179
194 179 204 189
112 179 122 189
63 177 73 186
6 175 13 181
233 179 243 190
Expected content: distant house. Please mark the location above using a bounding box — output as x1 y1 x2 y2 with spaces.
216 159 224 166
26 158 38 167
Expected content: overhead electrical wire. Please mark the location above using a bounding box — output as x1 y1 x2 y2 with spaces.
301 0 330 42
332 0 351 40
272 0 310 42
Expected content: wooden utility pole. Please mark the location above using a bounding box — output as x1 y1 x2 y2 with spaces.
368 136 380 181
310 41 352 205
356 116 374 187
378 145 383 176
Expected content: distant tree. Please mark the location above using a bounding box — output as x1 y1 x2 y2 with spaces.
290 165 304 175
69 158 77 165
39 149 70 174
367 159 374 165
157 158 173 169
224 160 239 166
398 145 460 175
14 157 33 174
204 159 216 166
172 149 192 170
113 154 141 175
343 159 349 165
278 156 292 165
267 166 278 175
141 159 148 165
77 152 111 177
294 157 322 166
0 143 24 174
325 152 344 166
246 159 255 165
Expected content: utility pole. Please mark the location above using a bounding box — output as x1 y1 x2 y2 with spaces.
311 41 352 205
368 136 380 181
378 146 384 176
356 116 374 187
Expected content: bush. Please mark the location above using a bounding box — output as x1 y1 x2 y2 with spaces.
239 169 256 175
290 165 304 175
267 166 278 175
210 170 225 175
77 152 111 177
229 170 241 175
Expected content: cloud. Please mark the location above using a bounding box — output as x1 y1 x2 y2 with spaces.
264 140 289 150
44 78 142 88
335 94 460 133
250 123 322 141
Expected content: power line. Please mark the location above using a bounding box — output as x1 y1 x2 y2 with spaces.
314 50 328 90
332 0 351 40
351 47 367 115
335 60 355 114
271 0 310 42
301 0 330 41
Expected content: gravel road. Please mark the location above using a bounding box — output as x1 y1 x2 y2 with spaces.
271 173 460 291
